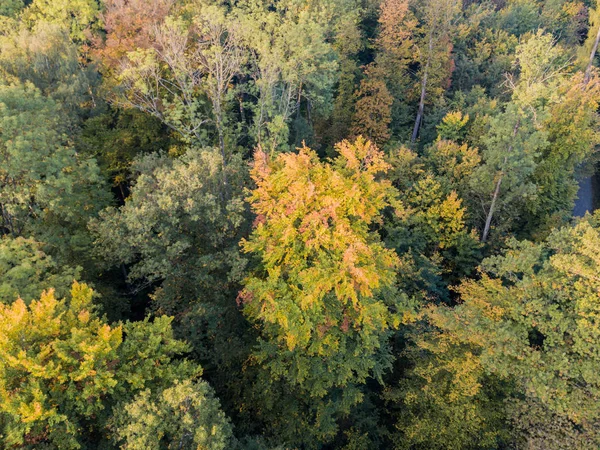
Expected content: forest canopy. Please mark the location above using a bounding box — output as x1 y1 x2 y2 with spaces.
1 0 600 448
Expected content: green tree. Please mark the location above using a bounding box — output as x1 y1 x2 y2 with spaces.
410 0 461 142
317 6 363 148
0 0 24 18
0 236 80 304
21 0 100 42
78 108 173 195
385 145 481 302
114 5 245 158
451 3 517 96
114 379 233 450
90 148 250 379
236 0 338 152
471 31 599 242
425 114 481 198
473 101 545 242
0 82 110 263
524 70 600 237
404 212 600 447
383 324 509 449
0 22 99 128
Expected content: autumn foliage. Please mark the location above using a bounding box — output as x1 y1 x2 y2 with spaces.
241 137 402 396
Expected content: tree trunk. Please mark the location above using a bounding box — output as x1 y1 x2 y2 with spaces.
411 33 434 143
411 70 428 143
481 172 503 242
481 120 520 242
584 23 600 84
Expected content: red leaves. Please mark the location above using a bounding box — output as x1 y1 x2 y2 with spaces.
252 214 266 228
236 289 253 307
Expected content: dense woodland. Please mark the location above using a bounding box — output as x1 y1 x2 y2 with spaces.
2 0 600 448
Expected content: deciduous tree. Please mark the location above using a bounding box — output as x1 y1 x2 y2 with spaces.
21 0 100 41
410 0 461 142
0 237 80 304
420 213 600 446
240 138 403 434
0 282 203 448
0 82 110 263
114 379 233 450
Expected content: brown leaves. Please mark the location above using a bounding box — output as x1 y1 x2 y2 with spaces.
351 75 393 146
93 0 175 70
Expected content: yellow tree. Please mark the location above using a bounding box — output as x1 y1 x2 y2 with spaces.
241 137 402 402
0 282 202 448
352 0 415 145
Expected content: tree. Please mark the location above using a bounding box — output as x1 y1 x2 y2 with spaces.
0 0 24 18
524 70 600 237
424 114 481 198
240 138 403 442
474 102 543 242
472 32 568 242
236 0 338 152
384 145 481 302
95 0 175 71
0 82 110 263
114 5 245 161
383 323 509 449
470 31 600 243
497 0 542 37
351 70 394 146
113 379 233 450
352 0 415 145
410 0 461 142
90 148 250 377
582 0 600 83
318 7 364 148
0 22 99 128
540 0 587 47
417 212 600 447
77 108 173 196
0 282 203 448
0 236 80 304
21 0 100 42
451 4 517 96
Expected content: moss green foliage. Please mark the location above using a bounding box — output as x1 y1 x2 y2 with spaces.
90 147 248 317
0 0 24 18
0 22 99 124
114 379 233 449
393 213 600 448
22 0 101 41
0 236 80 304
0 82 110 264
